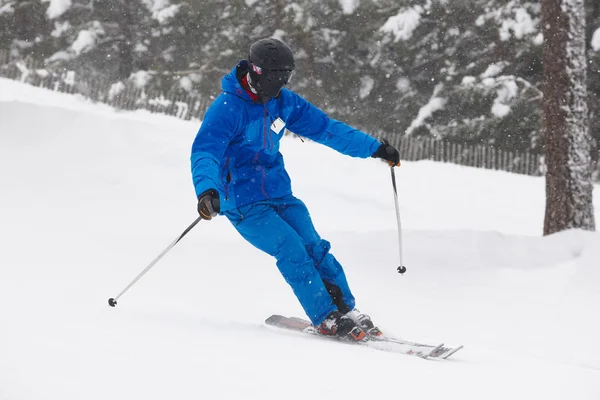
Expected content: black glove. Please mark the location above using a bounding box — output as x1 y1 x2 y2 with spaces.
197 189 220 220
372 139 401 167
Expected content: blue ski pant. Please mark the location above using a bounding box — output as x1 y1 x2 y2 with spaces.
223 195 355 325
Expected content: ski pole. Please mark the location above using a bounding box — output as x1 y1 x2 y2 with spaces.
390 166 407 274
108 216 202 307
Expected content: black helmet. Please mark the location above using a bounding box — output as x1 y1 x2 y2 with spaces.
248 38 295 99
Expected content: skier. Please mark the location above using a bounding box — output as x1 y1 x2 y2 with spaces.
191 37 401 342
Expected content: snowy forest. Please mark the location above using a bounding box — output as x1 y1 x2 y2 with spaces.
1 0 599 159
2 2 600 396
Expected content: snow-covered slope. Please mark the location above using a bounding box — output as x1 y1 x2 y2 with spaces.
1 78 599 400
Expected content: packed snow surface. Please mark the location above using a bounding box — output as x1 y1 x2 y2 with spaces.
1 78 599 400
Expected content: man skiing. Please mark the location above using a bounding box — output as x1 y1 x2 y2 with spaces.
190 38 401 342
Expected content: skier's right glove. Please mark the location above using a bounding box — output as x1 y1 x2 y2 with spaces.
371 139 401 167
197 189 220 220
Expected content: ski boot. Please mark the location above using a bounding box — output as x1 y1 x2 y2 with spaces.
345 309 383 337
316 310 368 342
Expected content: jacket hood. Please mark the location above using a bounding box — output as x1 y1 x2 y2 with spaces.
221 61 255 102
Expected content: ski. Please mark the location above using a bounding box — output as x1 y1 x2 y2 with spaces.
374 335 464 359
265 315 460 359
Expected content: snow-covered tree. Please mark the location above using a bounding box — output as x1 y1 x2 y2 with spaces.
180 0 250 96
45 0 155 81
0 0 52 59
361 0 545 151
0 0 599 173
264 0 374 126
542 0 595 234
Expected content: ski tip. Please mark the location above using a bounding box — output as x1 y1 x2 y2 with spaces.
442 345 464 359
265 314 285 324
424 343 445 359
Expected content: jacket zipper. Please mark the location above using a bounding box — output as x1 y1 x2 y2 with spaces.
258 106 269 198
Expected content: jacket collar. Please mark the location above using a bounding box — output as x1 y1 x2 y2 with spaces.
222 60 261 103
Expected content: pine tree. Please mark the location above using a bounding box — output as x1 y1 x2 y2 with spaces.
0 0 52 59
362 0 544 151
1 0 600 171
265 0 370 125
542 0 595 234
46 0 154 81
174 0 250 97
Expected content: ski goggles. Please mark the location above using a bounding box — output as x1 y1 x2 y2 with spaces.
265 69 294 85
252 64 294 97
252 64 294 83
261 69 294 97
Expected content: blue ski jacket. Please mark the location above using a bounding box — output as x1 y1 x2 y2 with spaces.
191 62 381 213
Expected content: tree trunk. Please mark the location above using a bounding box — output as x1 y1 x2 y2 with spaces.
588 1 600 182
542 0 595 235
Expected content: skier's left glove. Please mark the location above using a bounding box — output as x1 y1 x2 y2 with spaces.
372 139 401 167
197 189 220 220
